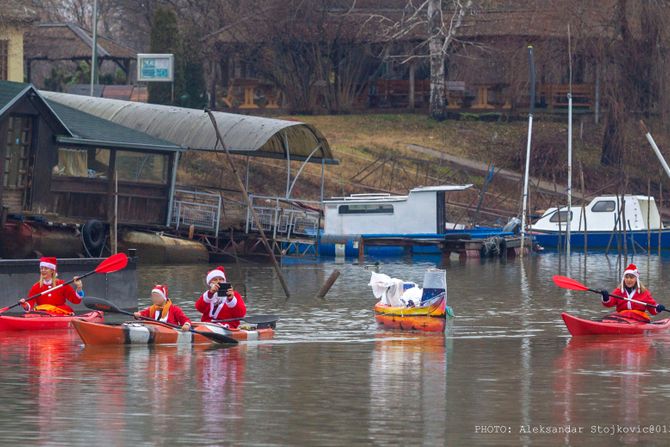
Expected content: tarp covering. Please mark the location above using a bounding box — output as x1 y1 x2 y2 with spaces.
41 91 335 164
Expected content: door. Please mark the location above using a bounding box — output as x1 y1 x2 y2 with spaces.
436 191 445 233
2 115 35 211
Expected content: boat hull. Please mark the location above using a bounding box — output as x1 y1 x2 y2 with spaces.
0 311 104 331
532 229 670 250
562 312 670 336
374 295 451 332
72 319 274 345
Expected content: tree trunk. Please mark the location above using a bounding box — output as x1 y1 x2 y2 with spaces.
428 0 446 120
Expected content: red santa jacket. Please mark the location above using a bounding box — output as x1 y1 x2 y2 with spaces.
138 301 191 326
25 279 82 313
603 287 659 315
195 290 246 328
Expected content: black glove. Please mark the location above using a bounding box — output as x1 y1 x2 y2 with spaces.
656 304 666 312
600 290 610 302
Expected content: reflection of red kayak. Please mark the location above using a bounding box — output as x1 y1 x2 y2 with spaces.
0 311 104 331
562 312 670 336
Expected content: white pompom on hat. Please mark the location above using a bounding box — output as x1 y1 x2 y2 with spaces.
206 266 227 285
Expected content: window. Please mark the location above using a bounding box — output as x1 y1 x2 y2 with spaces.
550 210 572 223
338 203 394 214
116 151 168 184
55 148 109 179
0 40 7 80
592 200 616 212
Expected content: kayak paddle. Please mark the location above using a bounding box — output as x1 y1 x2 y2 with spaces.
213 314 279 325
552 275 669 312
83 296 238 345
0 253 129 314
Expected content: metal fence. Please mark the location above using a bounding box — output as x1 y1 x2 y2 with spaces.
170 189 222 234
245 195 321 240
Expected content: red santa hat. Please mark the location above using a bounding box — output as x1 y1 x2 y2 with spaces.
621 264 640 290
39 257 57 271
151 284 169 302
206 266 227 284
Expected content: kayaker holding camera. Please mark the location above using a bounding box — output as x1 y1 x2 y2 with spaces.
20 257 84 315
195 266 246 328
601 263 665 322
134 284 191 331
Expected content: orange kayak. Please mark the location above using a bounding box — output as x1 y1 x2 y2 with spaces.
374 294 454 332
0 311 104 331
72 319 274 346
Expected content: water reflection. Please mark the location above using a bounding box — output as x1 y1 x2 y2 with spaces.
369 335 448 446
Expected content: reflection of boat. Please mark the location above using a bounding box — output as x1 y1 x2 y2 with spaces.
530 195 670 249
0 311 104 331
72 319 274 345
371 269 454 332
562 312 670 336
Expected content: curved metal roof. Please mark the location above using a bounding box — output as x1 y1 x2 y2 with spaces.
41 91 336 164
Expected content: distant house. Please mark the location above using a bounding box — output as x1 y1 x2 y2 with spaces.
23 22 137 90
0 1 38 82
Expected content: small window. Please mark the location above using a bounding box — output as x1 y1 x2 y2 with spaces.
550 210 572 223
116 151 168 184
592 200 616 212
338 203 394 214
55 148 109 179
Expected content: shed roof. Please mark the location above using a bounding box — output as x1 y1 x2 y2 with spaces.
0 1 39 24
24 23 136 61
41 92 336 164
0 80 180 153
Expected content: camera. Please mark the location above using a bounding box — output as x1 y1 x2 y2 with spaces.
216 282 232 297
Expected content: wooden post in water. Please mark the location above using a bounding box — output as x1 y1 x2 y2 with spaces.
358 238 365 264
660 179 663 256
205 110 291 299
316 269 341 299
579 163 587 254
647 178 651 256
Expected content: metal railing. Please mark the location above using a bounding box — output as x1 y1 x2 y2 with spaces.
170 188 221 235
245 194 321 240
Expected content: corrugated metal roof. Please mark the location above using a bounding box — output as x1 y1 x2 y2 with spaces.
41 92 336 164
47 100 182 152
0 80 180 152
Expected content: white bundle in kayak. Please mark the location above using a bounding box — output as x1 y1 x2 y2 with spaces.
369 269 447 307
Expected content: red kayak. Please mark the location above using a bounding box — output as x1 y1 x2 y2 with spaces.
562 312 670 336
0 311 104 331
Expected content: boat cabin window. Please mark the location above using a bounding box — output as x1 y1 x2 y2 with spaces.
338 204 394 214
592 200 616 212
54 148 109 179
116 151 168 184
549 210 573 223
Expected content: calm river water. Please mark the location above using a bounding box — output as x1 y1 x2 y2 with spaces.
2 253 670 446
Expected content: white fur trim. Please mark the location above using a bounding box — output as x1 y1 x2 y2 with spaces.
206 269 226 285
202 291 221 305
40 261 56 270
224 296 238 308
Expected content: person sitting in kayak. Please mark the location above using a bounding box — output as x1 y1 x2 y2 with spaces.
601 263 666 321
134 284 191 331
20 257 84 315
195 266 246 328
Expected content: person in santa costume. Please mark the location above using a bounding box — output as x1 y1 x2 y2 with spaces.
601 264 665 321
20 257 84 315
195 266 246 328
134 284 191 331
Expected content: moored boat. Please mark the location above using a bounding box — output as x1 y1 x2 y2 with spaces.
72 319 274 346
561 312 670 336
0 310 104 331
370 268 454 332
